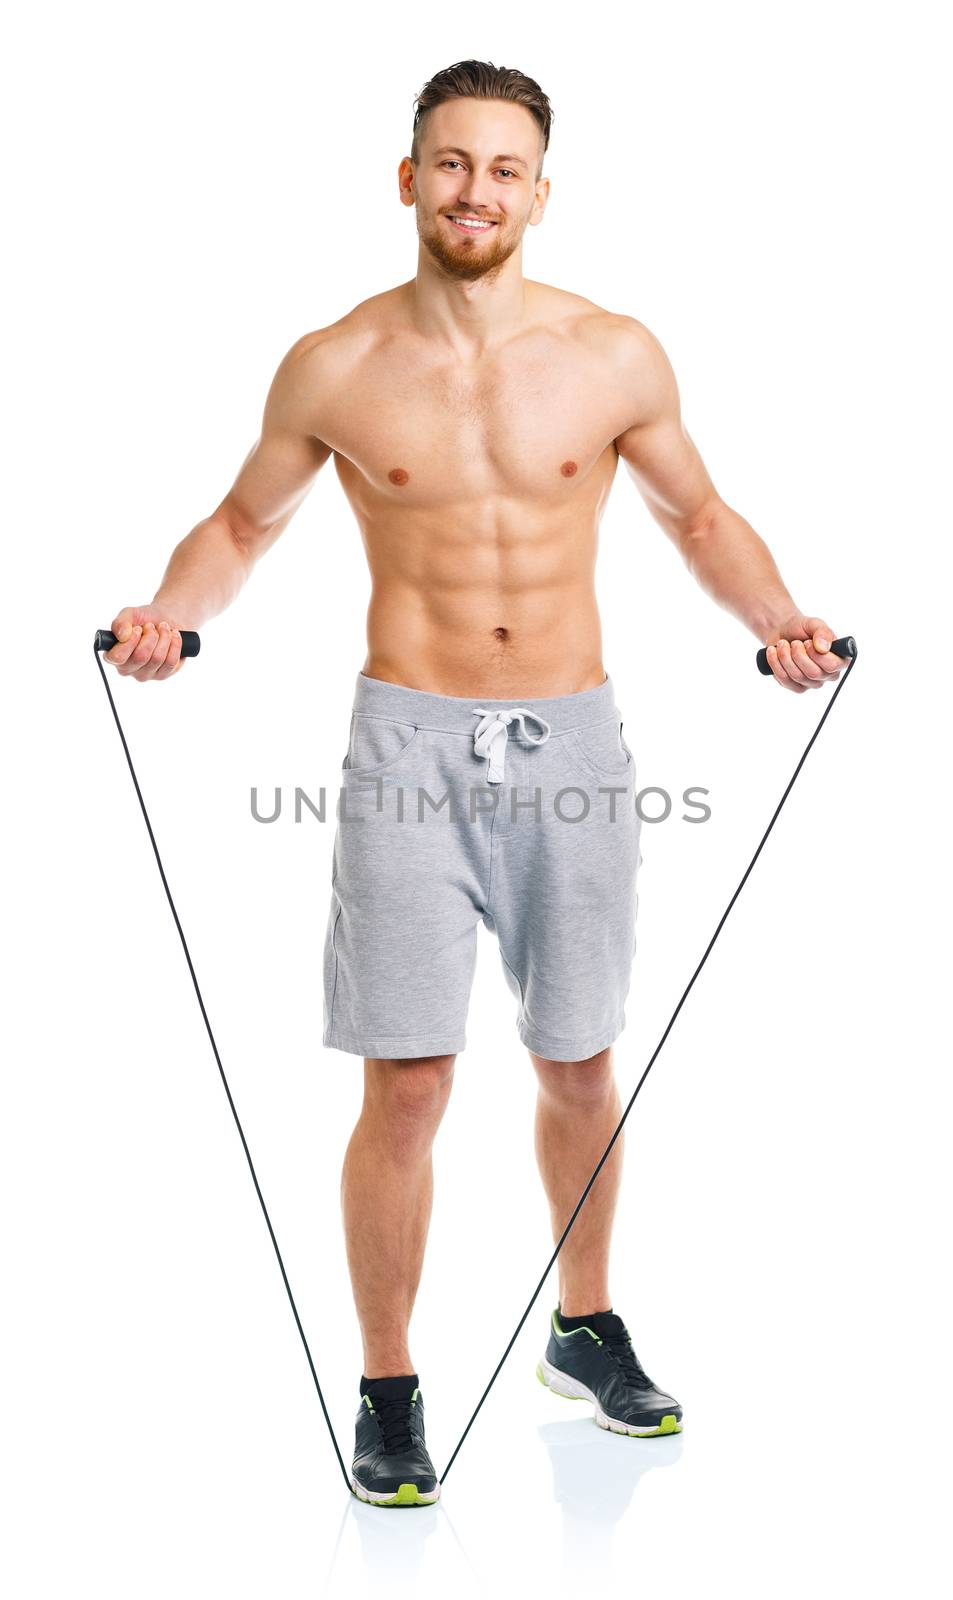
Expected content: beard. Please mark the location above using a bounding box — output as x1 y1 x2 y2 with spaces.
417 208 525 283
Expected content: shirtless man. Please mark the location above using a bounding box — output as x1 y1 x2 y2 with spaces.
105 60 846 1506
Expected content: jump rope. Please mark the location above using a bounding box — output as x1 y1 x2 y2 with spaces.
93 628 857 1492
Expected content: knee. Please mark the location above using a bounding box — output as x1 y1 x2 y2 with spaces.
363 1055 456 1142
532 1047 616 1111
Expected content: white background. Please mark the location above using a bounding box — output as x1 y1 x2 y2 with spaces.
4 1 951 1594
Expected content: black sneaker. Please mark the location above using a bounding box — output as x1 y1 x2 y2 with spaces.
537 1307 683 1437
351 1376 440 1507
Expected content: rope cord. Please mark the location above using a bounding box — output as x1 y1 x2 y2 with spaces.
95 638 856 1494
439 649 857 1481
93 641 352 1493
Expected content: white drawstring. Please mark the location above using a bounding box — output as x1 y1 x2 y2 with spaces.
471 706 552 784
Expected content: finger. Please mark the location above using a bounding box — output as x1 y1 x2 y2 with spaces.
802 640 845 676
803 621 844 677
107 614 139 657
153 625 184 681
775 639 812 688
123 621 163 679
110 623 145 670
807 622 835 655
135 621 174 681
765 643 806 693
789 639 825 685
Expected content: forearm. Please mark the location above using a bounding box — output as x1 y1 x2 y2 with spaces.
151 510 253 629
679 499 799 640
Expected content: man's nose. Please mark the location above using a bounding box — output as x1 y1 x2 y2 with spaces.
457 177 495 211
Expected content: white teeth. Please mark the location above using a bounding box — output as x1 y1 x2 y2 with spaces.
449 216 493 230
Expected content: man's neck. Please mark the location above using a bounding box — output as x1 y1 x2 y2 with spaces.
408 250 530 354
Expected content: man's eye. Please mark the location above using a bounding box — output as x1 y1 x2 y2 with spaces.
440 161 516 177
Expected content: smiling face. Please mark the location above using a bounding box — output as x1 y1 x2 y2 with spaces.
400 98 548 282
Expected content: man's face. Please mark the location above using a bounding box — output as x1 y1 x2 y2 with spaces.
402 99 547 282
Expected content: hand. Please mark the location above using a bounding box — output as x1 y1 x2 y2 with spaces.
763 615 847 694
104 605 188 682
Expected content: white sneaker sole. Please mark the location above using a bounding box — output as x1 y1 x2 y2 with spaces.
537 1355 682 1437
350 1475 441 1506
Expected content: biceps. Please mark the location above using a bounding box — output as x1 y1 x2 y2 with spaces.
221 338 333 550
616 413 718 537
224 424 331 548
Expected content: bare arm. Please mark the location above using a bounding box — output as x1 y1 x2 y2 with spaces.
612 319 846 691
106 332 332 678
154 332 333 624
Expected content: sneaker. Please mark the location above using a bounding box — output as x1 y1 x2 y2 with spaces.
537 1307 683 1437
351 1376 440 1506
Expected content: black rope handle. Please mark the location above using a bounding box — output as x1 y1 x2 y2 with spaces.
95 628 201 658
756 634 855 675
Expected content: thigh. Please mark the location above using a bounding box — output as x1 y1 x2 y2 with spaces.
323 729 486 1059
488 723 643 1061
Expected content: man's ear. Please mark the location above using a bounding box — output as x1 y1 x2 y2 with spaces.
530 176 551 224
398 156 416 207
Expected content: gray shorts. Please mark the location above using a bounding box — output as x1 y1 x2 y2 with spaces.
322 670 643 1061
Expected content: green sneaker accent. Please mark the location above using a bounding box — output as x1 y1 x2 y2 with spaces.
620 1414 682 1438
352 1481 434 1507
350 1478 438 1504
391 1483 429 1506
551 1307 603 1343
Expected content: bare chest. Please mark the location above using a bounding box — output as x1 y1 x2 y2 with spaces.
320 342 627 508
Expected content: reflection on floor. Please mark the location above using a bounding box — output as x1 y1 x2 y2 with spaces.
539 1417 683 1564
325 1413 684 1591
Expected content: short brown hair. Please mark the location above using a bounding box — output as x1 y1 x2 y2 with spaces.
411 59 554 178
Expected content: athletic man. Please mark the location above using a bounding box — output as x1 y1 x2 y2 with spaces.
105 61 847 1506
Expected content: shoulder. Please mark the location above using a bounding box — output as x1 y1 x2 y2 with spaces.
264 289 408 422
587 311 681 425
277 290 402 378
285 284 414 364
529 286 674 381
579 308 673 387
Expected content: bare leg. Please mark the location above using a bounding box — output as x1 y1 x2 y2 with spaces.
530 1047 623 1316
340 1055 455 1376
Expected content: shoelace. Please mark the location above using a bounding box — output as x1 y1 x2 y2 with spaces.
602 1330 649 1387
372 1396 415 1454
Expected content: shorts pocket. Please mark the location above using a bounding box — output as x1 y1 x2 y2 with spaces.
565 715 633 781
342 712 421 777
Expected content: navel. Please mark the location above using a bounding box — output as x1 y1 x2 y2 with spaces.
388 467 410 486
560 460 578 477
492 626 510 642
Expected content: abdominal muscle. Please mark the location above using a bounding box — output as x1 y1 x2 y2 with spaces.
356 504 608 698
